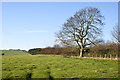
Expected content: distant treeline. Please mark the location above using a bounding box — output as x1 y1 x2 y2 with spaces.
28 41 119 58
6 49 27 52
2 50 29 55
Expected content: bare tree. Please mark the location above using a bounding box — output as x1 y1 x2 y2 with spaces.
53 44 61 48
112 25 120 44
56 7 104 58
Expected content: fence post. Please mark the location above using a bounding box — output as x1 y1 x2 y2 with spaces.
110 54 112 60
100 55 101 58
116 54 118 59
105 54 106 59
92 55 93 58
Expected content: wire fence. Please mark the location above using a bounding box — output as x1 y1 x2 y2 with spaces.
70 54 119 60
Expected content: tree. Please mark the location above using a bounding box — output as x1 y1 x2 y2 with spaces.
53 44 61 48
56 7 104 58
28 48 42 55
112 25 120 44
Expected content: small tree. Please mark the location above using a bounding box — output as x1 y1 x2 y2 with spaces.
56 7 104 58
53 44 61 48
111 25 120 57
112 25 119 44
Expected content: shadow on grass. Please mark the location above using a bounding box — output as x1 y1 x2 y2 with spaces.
48 71 54 80
26 73 32 79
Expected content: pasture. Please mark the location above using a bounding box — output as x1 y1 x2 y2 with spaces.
2 51 118 79
2 50 29 55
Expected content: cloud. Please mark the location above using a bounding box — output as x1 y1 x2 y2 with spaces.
25 30 48 33
17 30 48 33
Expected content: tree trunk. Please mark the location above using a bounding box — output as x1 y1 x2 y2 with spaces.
79 48 84 58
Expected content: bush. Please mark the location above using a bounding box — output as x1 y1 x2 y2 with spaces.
87 41 118 57
35 41 118 57
37 48 61 55
60 47 79 57
28 48 42 55
2 53 5 56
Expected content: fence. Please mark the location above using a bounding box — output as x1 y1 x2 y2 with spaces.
84 54 119 60
70 54 119 60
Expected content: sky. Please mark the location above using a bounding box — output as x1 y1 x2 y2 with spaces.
2 2 118 50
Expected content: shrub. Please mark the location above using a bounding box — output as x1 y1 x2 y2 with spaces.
87 41 118 57
2 53 5 56
28 48 42 55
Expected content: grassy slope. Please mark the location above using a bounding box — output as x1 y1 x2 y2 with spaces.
2 54 118 78
1 50 30 55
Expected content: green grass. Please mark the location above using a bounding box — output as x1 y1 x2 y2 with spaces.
1 50 30 55
2 53 118 79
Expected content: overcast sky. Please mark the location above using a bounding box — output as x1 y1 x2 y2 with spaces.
2 2 118 50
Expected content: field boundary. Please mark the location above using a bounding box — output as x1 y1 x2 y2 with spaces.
70 56 119 60
82 57 119 60
37 54 119 60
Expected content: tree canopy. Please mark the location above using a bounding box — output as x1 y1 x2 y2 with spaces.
56 7 104 57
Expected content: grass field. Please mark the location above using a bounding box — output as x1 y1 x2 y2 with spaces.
2 51 118 79
2 50 29 55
